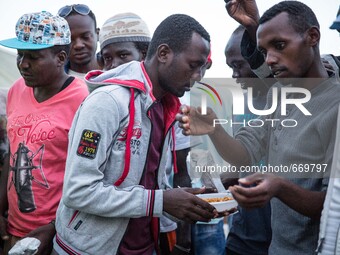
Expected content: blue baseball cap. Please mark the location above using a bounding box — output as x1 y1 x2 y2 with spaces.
330 6 340 30
0 11 71 50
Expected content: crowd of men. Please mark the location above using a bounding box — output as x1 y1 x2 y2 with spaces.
0 1 340 255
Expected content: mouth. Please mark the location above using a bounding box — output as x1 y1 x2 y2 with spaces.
20 72 33 80
184 85 191 92
73 52 88 59
236 79 247 89
271 68 286 78
240 83 247 90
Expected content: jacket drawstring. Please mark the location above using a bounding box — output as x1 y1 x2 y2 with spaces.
114 88 135 186
171 126 178 174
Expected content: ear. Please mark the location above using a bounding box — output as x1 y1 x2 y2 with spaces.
96 27 100 42
141 49 147 61
56 50 68 67
156 44 172 64
205 60 212 70
306 26 320 47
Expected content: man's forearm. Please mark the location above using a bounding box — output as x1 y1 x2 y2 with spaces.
209 125 251 167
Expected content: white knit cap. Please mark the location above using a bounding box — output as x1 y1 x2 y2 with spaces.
99 12 151 50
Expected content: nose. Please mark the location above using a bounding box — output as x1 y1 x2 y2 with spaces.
72 38 85 49
232 69 240 79
265 51 278 67
17 55 29 69
109 58 124 69
191 67 204 82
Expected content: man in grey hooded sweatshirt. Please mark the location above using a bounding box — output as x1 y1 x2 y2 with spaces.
52 14 217 255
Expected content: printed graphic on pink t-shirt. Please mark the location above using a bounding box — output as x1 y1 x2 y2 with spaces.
6 77 88 237
10 142 49 213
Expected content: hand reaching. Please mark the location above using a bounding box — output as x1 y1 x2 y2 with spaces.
25 223 56 255
163 188 218 223
225 0 260 27
176 105 218 136
229 173 281 208
225 0 260 42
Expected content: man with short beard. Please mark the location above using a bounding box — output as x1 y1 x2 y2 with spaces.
57 4 100 78
0 11 88 255
177 1 340 254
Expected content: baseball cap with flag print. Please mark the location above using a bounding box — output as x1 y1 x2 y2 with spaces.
0 11 71 50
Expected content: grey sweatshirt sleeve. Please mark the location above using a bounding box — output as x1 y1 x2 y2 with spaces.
235 118 269 165
233 87 276 165
61 88 163 218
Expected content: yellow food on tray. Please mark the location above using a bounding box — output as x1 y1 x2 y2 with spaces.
202 196 234 203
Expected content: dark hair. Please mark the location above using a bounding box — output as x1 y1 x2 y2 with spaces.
96 51 104 69
259 1 319 35
133 41 150 54
68 10 97 31
146 14 210 59
50 44 71 56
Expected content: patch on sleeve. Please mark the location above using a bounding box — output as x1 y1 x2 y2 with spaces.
77 130 101 159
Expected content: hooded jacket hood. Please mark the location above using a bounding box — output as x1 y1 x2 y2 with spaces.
85 60 151 95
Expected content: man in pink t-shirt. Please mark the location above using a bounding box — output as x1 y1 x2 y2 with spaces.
0 11 88 255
